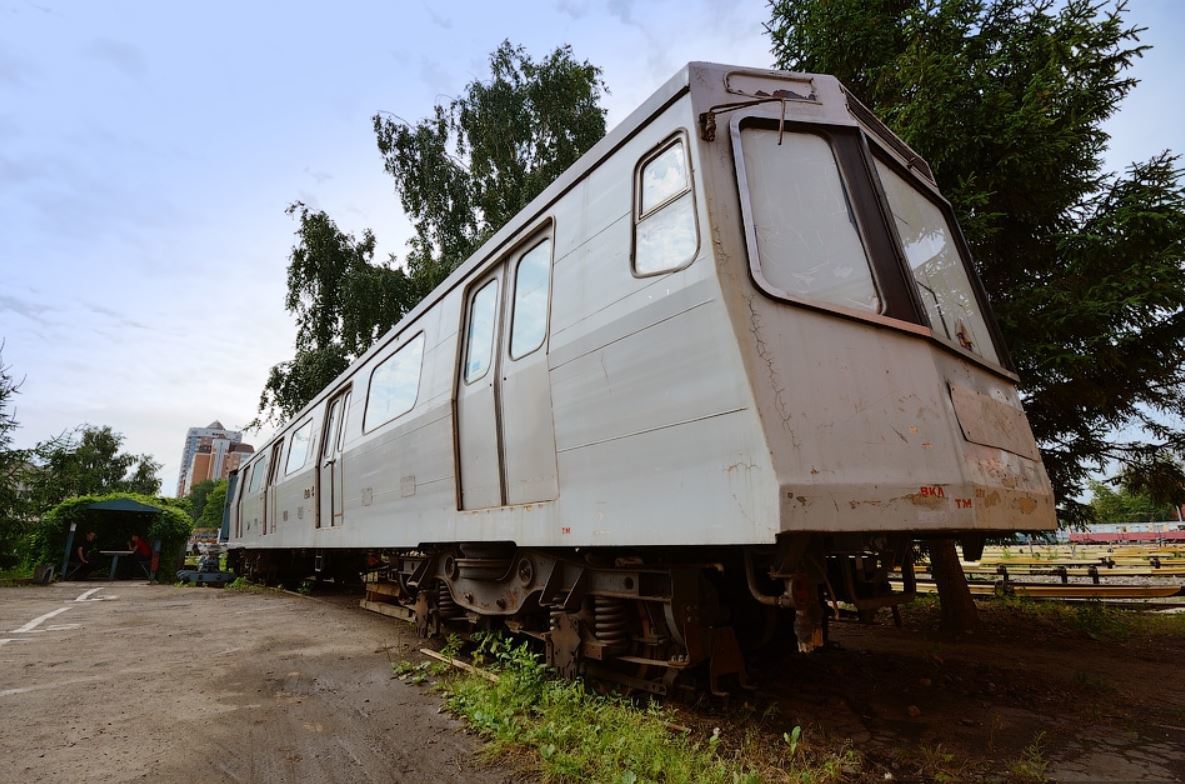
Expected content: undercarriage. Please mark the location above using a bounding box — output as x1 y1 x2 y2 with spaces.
322 534 919 696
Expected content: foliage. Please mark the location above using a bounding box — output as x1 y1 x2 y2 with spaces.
257 42 607 425
0 346 30 568
186 478 216 521
196 479 228 530
25 492 191 582
433 632 858 784
374 41 607 294
24 425 162 514
1007 732 1050 784
1088 479 1178 522
254 206 412 424
767 0 1185 523
1118 453 1185 510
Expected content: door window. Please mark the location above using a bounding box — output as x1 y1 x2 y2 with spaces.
509 240 552 358
464 280 498 383
285 420 313 474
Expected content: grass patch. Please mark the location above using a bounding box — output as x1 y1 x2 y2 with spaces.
904 593 1185 642
226 576 278 594
0 564 35 586
430 633 860 784
993 596 1185 641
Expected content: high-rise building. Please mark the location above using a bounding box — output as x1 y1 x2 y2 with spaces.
176 421 254 496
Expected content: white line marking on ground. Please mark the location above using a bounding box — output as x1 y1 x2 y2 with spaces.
74 587 104 602
0 638 30 647
10 606 71 634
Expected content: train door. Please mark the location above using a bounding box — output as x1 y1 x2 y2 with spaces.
499 237 559 504
234 464 249 538
455 233 558 509
264 439 284 535
456 270 504 509
317 387 351 527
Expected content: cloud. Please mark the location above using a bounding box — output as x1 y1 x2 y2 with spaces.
304 165 333 185
419 56 452 95
423 3 452 29
0 46 38 86
0 294 56 327
606 0 636 26
554 0 589 18
82 38 145 78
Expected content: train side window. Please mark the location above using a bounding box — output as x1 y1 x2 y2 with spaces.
738 129 880 312
509 239 552 358
633 135 698 275
464 280 498 382
364 333 425 432
285 419 313 475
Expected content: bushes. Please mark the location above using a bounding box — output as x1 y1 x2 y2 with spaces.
25 493 192 582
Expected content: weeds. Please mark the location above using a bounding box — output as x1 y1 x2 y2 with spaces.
422 632 858 784
226 576 277 594
1007 732 1049 783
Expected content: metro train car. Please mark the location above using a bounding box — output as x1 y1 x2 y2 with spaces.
226 62 1056 693
1068 522 1185 544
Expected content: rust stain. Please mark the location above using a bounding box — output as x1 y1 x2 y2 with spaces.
982 491 1002 508
1015 496 1038 514
905 492 946 509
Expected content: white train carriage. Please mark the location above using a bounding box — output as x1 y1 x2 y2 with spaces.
228 63 1055 691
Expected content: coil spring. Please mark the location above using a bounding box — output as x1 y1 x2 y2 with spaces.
593 595 628 647
437 582 460 618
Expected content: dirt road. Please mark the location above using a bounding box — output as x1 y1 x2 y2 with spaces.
0 582 513 784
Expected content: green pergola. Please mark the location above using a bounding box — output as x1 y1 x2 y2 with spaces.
60 499 163 579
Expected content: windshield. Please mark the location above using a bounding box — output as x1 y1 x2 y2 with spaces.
739 128 880 312
874 159 998 363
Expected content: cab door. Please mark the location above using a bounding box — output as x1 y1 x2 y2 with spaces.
317 388 351 527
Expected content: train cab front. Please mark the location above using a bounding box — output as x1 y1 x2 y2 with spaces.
713 72 1057 650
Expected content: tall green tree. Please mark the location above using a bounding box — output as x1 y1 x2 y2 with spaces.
186 478 219 523
767 0 1185 518
196 479 228 530
373 40 607 296
0 347 30 567
1089 478 1178 523
257 41 607 424
255 204 414 424
26 425 161 512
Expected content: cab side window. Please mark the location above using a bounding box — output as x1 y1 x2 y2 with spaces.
633 135 698 275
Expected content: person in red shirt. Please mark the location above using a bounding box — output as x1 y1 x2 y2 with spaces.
128 533 152 567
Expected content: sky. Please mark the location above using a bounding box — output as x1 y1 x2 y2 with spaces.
1 0 1183 496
